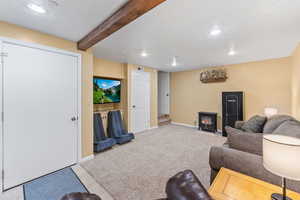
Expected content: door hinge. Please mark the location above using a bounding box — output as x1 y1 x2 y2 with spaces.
1 112 4 122
0 52 8 65
0 53 8 57
1 170 4 180
0 52 8 57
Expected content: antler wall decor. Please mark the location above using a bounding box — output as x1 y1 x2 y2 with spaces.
200 69 227 83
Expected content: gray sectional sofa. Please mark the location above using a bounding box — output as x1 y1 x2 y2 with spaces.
209 115 300 193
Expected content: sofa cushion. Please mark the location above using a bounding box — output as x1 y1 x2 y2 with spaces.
263 115 295 133
241 115 267 133
226 126 263 156
273 120 300 138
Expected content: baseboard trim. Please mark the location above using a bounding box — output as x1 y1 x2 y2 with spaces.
149 126 159 130
80 154 94 163
171 122 197 128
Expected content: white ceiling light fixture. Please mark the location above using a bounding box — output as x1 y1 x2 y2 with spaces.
210 26 222 36
141 50 148 57
171 57 177 67
27 3 46 14
228 49 237 56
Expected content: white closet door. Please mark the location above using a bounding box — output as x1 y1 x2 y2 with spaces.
2 42 78 190
131 70 150 133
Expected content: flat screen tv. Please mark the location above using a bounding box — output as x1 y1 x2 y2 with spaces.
93 77 121 104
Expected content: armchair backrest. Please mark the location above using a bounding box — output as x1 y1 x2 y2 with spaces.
115 110 126 134
93 113 107 142
166 170 213 200
107 111 123 138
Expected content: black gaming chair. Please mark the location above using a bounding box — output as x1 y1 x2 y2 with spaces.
107 111 134 144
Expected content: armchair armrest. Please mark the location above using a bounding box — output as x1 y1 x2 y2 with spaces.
226 126 263 156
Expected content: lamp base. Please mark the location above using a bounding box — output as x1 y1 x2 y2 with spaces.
271 193 292 200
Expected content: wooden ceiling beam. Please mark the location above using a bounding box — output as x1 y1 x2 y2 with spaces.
77 0 166 51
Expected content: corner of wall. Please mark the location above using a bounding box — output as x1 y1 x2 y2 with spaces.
291 43 300 120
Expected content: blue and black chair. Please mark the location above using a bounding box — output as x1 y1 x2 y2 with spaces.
107 110 135 144
93 113 116 152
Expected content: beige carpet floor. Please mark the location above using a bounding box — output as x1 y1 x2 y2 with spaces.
82 125 226 200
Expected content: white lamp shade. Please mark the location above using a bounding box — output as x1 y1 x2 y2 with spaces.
264 107 278 118
263 134 300 181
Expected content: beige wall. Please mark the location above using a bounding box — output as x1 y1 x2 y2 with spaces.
292 44 300 120
0 21 93 157
94 57 125 79
170 57 292 128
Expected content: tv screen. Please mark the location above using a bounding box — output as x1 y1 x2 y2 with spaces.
93 77 121 104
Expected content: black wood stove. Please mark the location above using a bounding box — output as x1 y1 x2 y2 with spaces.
198 112 217 133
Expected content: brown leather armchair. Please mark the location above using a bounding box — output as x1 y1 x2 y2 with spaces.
60 193 101 200
61 170 212 200
163 170 213 200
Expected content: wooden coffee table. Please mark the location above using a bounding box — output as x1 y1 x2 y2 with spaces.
208 168 300 200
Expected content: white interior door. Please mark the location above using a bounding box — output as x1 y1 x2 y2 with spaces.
1 40 79 190
131 70 150 133
158 71 170 116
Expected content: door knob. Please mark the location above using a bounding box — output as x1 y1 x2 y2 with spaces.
71 117 77 121
132 105 136 108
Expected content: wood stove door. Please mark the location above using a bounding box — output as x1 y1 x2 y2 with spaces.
222 92 243 136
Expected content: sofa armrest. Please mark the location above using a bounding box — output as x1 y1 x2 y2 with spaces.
226 126 263 156
234 121 245 129
209 146 300 193
209 146 262 173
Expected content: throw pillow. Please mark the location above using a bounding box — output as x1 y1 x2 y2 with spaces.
241 115 267 133
263 115 295 133
273 120 300 138
226 126 263 156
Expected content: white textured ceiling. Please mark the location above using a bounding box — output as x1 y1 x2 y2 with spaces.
0 0 128 41
1 0 300 72
93 0 300 72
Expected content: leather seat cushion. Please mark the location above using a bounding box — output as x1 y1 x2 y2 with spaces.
60 192 101 200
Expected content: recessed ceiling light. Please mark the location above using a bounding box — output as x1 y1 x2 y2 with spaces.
228 49 236 56
171 57 177 67
210 27 221 36
141 51 148 57
27 3 46 14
